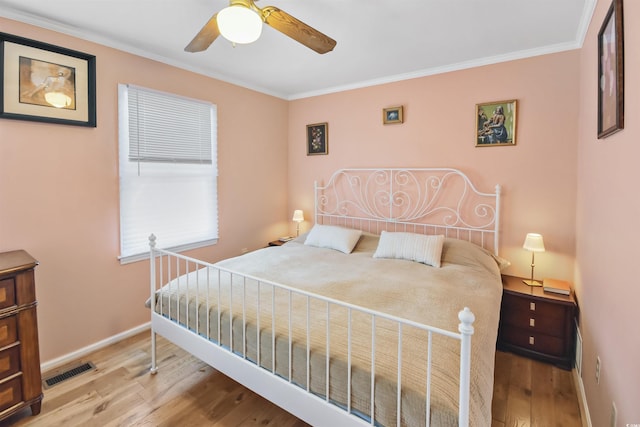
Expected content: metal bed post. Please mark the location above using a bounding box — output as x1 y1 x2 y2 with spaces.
458 307 475 427
149 234 158 375
494 184 502 255
314 180 319 225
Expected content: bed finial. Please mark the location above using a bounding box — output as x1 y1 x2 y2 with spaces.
458 307 475 335
149 234 157 249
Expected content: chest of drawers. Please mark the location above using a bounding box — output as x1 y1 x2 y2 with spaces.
498 275 577 370
0 250 42 421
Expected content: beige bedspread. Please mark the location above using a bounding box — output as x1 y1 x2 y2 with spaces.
153 233 502 426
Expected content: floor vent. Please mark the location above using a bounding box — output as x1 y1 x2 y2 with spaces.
43 362 96 389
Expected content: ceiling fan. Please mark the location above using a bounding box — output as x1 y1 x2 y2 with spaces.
185 0 337 54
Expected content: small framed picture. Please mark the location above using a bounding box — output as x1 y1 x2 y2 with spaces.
306 122 328 155
0 32 96 127
597 0 624 139
383 106 403 124
476 100 517 146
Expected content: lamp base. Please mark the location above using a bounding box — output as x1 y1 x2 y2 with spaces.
522 279 543 287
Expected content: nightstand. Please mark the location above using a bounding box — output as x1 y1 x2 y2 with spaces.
498 275 577 370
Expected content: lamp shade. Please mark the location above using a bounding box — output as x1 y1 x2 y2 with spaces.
217 5 263 44
523 233 545 252
292 210 304 222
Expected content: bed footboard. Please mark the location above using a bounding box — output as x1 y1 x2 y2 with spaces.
148 236 475 427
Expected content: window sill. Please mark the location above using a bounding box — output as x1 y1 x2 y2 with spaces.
118 238 218 265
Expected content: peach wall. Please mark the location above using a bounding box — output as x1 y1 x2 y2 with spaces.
576 0 640 425
0 18 290 362
288 52 579 282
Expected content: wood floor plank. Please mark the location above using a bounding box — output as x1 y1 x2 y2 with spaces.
492 349 511 424
552 364 582 427
0 333 582 427
530 359 554 427
504 354 531 427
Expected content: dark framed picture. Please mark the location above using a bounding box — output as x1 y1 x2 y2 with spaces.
383 106 403 124
0 32 96 127
306 122 328 155
597 0 624 139
476 99 517 146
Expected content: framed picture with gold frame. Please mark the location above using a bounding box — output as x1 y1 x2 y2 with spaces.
476 100 517 146
383 106 403 124
597 0 624 139
306 122 328 155
0 32 96 127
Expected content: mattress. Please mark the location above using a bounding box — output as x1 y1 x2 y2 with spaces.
152 233 503 426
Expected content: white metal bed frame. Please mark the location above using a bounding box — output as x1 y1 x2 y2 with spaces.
149 168 501 427
314 168 501 255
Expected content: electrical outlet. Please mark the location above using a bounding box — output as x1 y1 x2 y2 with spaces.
595 356 601 384
610 402 617 427
241 247 249 254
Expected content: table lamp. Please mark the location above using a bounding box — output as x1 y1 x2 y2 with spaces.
522 233 545 286
292 210 304 236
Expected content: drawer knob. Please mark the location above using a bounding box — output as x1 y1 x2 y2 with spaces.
529 318 535 327
529 336 535 345
530 302 536 311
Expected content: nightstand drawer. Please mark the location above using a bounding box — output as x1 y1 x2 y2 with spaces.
500 327 565 357
500 307 568 338
501 293 565 322
0 317 17 348
0 279 16 311
0 346 20 381
0 375 23 413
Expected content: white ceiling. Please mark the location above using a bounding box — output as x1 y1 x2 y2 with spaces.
0 0 596 100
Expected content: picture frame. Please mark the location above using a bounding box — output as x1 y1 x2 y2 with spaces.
476 99 517 146
0 32 96 127
306 122 328 155
597 0 624 139
383 106 403 124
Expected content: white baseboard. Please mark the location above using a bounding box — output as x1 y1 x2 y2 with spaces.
40 322 151 373
572 368 592 427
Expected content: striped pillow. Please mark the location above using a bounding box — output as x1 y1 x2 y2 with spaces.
373 231 445 267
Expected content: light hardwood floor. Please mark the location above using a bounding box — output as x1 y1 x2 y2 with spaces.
1 332 582 427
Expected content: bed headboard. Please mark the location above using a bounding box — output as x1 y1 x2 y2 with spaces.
314 168 501 254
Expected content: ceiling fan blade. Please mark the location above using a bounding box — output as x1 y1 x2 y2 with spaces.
261 6 336 54
185 13 220 52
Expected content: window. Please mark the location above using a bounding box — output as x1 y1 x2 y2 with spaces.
118 84 218 263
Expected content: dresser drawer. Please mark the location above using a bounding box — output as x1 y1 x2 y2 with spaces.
0 346 20 381
499 327 565 357
0 375 22 413
0 279 16 311
0 317 17 348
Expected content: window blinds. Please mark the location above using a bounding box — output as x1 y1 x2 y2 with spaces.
127 86 213 164
118 84 218 262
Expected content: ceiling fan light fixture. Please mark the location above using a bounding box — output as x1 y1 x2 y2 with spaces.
217 5 263 44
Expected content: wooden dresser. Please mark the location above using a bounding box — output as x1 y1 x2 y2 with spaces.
498 275 577 370
0 250 42 420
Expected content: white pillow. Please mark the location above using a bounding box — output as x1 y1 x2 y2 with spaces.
373 231 445 267
304 225 363 254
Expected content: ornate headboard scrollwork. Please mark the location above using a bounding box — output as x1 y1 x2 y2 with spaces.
314 168 501 254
